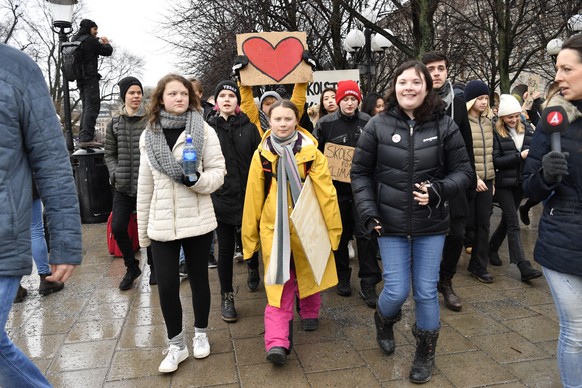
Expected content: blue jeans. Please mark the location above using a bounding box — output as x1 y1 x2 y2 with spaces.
543 267 582 388
377 235 445 331
0 276 52 387
31 199 50 275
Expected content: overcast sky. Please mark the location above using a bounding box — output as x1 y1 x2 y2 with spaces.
83 0 179 87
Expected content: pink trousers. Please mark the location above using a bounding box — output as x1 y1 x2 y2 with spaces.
264 268 321 352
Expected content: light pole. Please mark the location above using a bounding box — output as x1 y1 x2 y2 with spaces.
546 38 563 64
568 14 582 36
343 9 392 96
46 0 78 153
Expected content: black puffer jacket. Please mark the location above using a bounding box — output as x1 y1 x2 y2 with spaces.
72 25 113 79
315 109 371 199
493 124 533 188
207 110 261 225
351 106 472 236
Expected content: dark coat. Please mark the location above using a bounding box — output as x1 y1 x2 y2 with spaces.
522 96 582 276
72 33 113 79
351 106 473 236
207 111 261 225
493 125 533 188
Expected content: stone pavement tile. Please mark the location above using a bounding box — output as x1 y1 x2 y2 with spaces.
502 286 554 306
442 311 511 337
295 340 365 373
131 290 161 309
50 339 117 372
202 328 234 354
66 318 125 343
18 314 77 338
235 295 268 317
103 375 171 388
108 347 169 380
529 303 559 324
306 366 381 387
117 323 168 349
239 358 309 387
471 299 538 321
360 344 415 381
12 333 65 359
381 374 455 387
484 272 532 291
503 315 559 343
32 358 52 376
437 325 478 354
124 306 164 326
171 352 238 387
454 283 506 304
47 367 108 388
505 358 561 387
229 314 265 339
537 340 558 357
294 317 345 345
91 286 136 304
234 336 267 366
470 332 548 363
343 325 379 351
77 301 130 322
438 350 518 386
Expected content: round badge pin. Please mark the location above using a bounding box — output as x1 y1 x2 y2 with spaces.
392 133 401 143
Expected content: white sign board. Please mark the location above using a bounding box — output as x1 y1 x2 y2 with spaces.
306 69 361 106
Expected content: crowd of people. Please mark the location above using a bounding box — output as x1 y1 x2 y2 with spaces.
2 17 581 387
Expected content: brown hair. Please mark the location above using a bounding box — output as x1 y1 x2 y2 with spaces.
148 74 201 125
268 99 300 119
188 77 204 96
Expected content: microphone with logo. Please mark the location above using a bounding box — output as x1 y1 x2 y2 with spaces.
540 105 569 183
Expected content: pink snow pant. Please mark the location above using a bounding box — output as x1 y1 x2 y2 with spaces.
264 268 321 352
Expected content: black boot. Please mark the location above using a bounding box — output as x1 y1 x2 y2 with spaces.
359 281 378 308
119 261 141 291
149 264 157 285
409 325 440 384
518 261 543 282
14 285 27 303
336 268 352 296
221 291 238 322
489 246 502 266
247 266 260 292
374 308 401 355
39 274 64 296
437 274 462 312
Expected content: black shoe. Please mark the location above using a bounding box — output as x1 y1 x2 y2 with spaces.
301 318 319 331
518 261 543 282
359 284 378 308
119 266 142 290
14 285 27 303
336 269 352 297
247 267 260 292
221 292 238 322
438 275 462 312
39 274 64 296
208 255 217 269
179 261 188 281
519 205 531 226
489 250 502 266
469 271 494 283
149 265 157 285
266 346 287 365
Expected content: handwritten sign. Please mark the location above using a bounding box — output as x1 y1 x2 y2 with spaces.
307 70 361 107
236 31 313 86
323 143 355 183
523 74 541 111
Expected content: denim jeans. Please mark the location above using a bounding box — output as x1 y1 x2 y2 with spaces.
31 199 50 275
542 267 582 388
377 234 445 331
0 276 51 387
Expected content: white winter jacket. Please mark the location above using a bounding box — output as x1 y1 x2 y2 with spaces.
137 122 226 247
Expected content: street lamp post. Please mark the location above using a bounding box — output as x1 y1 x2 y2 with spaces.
343 9 392 96
568 14 582 36
46 0 77 153
546 38 563 64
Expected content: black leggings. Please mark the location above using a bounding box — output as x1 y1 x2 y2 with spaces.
216 222 259 293
151 232 213 339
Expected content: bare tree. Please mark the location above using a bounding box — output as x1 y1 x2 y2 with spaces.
0 0 21 43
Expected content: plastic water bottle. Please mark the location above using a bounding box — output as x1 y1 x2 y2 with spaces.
183 134 197 183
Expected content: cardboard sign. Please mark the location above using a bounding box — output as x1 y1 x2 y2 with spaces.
323 143 355 183
523 74 541 111
290 176 332 285
236 32 313 86
307 70 361 106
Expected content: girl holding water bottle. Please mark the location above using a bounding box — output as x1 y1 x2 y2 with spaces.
137 74 226 373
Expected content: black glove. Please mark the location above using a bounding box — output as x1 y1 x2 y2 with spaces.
365 218 383 236
181 172 200 187
542 151 569 184
231 55 249 81
302 50 317 70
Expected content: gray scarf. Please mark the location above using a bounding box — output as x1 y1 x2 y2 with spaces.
145 109 205 182
265 130 302 285
259 110 270 134
436 80 454 114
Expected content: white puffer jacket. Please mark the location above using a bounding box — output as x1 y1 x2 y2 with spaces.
137 123 226 247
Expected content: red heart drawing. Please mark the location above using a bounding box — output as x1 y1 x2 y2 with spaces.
242 37 304 82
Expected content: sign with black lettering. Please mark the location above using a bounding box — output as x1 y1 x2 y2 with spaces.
307 70 361 106
323 143 355 183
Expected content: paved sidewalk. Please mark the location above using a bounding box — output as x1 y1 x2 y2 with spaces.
8 207 561 387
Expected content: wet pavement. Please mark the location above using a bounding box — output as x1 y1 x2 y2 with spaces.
8 205 561 387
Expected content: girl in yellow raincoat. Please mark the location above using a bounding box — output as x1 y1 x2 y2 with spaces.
242 100 342 365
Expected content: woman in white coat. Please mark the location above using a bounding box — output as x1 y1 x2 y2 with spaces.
137 74 226 374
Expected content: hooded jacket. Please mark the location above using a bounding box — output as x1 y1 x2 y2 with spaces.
206 110 261 225
72 20 113 79
522 95 582 276
105 105 147 197
351 106 473 237
241 128 342 307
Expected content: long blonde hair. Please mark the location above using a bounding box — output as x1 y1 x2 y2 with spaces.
495 114 525 138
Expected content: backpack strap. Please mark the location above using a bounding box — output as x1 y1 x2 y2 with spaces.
259 153 313 201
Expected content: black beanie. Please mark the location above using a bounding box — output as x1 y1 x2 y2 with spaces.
464 80 490 102
214 80 240 104
117 76 143 102
79 19 98 35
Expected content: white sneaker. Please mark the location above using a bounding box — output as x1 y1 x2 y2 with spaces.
158 344 189 373
193 332 210 359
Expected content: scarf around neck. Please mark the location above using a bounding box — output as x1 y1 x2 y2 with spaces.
145 109 205 182
265 130 303 286
436 80 454 114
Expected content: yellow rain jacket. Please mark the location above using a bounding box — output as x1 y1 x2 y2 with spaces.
242 127 342 308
